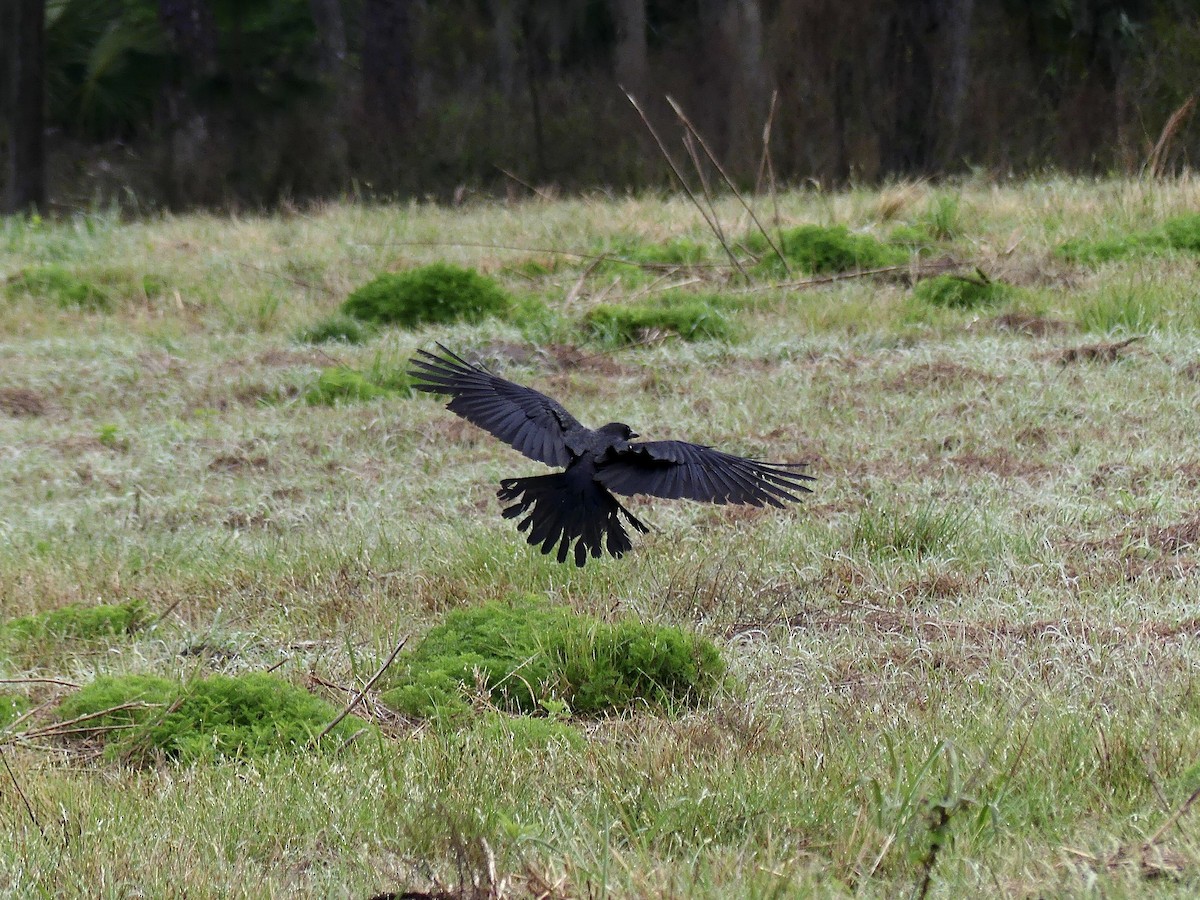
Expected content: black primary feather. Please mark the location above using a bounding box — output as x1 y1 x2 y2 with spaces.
409 344 813 566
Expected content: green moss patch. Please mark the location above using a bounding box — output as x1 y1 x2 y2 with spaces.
296 314 375 345
5 599 149 642
585 292 735 346
381 598 725 719
912 274 1013 309
342 263 512 328
304 362 413 405
1057 213 1200 264
750 225 905 275
56 673 364 764
5 265 111 310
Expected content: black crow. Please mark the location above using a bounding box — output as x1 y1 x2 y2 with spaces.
409 344 813 566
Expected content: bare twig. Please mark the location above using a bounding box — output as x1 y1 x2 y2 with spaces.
621 89 745 275
727 258 965 295
667 95 789 276
16 702 161 742
316 634 408 741
495 165 555 202
0 677 79 689
1144 784 1200 849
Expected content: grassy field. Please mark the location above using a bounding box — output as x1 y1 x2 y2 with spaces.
2 177 1200 897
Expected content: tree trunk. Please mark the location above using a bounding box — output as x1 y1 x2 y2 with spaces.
362 0 415 126
3 0 46 214
309 0 350 188
158 0 220 207
611 0 647 93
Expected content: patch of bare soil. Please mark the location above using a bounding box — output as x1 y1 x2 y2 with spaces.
1181 360 1200 380
0 387 47 417
949 449 1049 479
208 452 271 473
991 312 1071 337
249 348 340 368
1148 517 1200 554
886 360 1001 392
1053 336 1141 365
545 343 633 377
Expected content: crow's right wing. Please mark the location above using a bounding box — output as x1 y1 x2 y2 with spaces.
409 344 583 467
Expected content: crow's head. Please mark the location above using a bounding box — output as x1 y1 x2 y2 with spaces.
598 422 638 440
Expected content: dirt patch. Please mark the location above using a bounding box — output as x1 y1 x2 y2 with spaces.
208 452 271 473
950 449 1049 479
1181 360 1200 380
886 360 1001 392
1053 336 1141 365
0 387 48 417
991 312 1071 337
249 348 339 369
545 343 633 377
1148 517 1200 554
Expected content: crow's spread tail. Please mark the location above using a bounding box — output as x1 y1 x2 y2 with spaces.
498 472 650 567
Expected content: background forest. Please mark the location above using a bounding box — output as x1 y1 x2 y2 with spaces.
3 0 1200 212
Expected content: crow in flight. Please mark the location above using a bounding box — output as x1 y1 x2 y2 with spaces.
409 345 813 566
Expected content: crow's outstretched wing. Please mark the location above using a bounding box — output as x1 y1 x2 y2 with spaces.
596 440 814 507
409 344 584 467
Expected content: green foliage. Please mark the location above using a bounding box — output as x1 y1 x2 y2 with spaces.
1057 214 1200 264
585 293 735 346
750 225 906 275
56 673 363 764
5 599 148 642
601 236 713 267
852 502 969 562
912 275 1013 309
342 264 512 328
0 692 31 728
381 598 725 719
5 265 111 309
304 362 413 406
296 314 375 345
470 712 584 753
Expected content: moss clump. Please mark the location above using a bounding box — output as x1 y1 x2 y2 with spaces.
296 314 375 345
471 712 584 752
585 293 735 346
304 364 412 405
5 599 149 642
56 673 363 764
912 274 1013 309
381 598 725 719
750 225 905 275
5 265 111 310
343 263 512 328
1057 214 1200 264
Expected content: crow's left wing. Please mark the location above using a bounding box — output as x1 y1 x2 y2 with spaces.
595 440 814 507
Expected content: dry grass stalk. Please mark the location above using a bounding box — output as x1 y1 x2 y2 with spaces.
1144 95 1196 178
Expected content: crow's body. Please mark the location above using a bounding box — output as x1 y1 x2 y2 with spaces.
410 345 813 566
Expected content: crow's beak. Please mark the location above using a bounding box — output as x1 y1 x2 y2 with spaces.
629 431 639 439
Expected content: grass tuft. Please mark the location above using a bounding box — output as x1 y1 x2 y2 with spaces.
296 313 375 345
852 501 969 561
342 263 512 328
303 362 413 405
5 599 149 642
585 292 736 346
55 672 364 764
750 224 906 275
5 265 111 309
381 597 725 718
912 274 1013 309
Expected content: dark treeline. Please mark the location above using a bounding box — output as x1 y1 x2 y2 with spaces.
2 0 1199 211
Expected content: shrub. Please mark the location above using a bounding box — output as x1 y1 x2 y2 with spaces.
56 673 364 763
912 274 1013 309
585 294 735 346
5 265 111 309
5 599 149 642
749 224 906 275
1162 213 1200 252
342 263 511 328
296 314 375 345
381 598 725 719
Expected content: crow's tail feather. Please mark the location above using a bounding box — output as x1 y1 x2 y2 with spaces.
498 472 649 567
